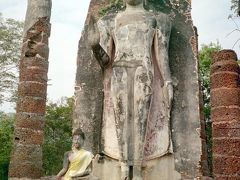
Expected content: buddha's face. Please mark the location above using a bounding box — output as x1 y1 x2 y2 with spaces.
72 135 84 149
125 0 142 6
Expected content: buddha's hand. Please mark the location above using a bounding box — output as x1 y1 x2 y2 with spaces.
70 171 90 178
164 81 173 108
88 15 100 48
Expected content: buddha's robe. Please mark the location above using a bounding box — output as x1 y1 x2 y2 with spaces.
64 149 94 180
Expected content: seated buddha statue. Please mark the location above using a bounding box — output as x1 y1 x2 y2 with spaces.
56 129 95 180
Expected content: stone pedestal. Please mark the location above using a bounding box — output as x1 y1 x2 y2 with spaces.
92 155 181 180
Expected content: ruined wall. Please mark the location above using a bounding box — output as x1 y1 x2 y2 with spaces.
192 26 210 176
153 0 203 177
73 0 109 154
8 0 52 178
211 50 240 179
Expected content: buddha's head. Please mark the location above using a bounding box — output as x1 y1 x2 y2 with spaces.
72 128 85 150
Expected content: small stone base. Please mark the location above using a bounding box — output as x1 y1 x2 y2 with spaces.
92 154 181 180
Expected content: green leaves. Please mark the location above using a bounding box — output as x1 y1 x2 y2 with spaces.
0 112 14 180
0 13 23 104
199 42 221 121
199 42 221 175
43 97 73 175
0 97 74 178
229 0 239 18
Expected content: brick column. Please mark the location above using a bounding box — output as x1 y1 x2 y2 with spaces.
210 50 240 179
8 0 51 178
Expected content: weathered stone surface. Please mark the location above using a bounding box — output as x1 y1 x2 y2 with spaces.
197 24 210 175
162 1 203 178
74 0 203 179
211 50 240 179
73 0 108 155
90 3 175 179
92 154 181 180
8 0 51 178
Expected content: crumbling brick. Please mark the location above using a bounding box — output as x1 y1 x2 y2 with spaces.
210 50 240 179
210 88 240 107
8 1 51 178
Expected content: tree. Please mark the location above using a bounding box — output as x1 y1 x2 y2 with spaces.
199 42 221 122
0 112 14 180
199 42 221 174
0 96 73 179
43 97 73 175
230 0 239 16
0 13 23 104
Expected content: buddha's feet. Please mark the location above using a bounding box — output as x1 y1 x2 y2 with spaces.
120 162 129 180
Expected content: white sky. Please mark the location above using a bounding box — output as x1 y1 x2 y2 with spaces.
0 0 239 112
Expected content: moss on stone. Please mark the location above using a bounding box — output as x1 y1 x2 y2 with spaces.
99 0 125 16
98 0 190 18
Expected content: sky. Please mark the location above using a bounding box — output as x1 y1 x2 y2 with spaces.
0 0 239 112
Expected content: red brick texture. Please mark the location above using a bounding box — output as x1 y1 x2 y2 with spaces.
211 88 240 107
211 106 240 122
8 14 51 179
210 50 240 179
15 113 45 131
212 121 240 138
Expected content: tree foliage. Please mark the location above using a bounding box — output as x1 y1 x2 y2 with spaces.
199 42 221 122
230 0 239 16
0 13 23 104
0 97 73 178
0 112 14 180
43 97 73 175
199 42 221 175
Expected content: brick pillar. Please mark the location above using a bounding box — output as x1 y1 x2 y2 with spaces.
210 50 240 179
8 0 51 179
